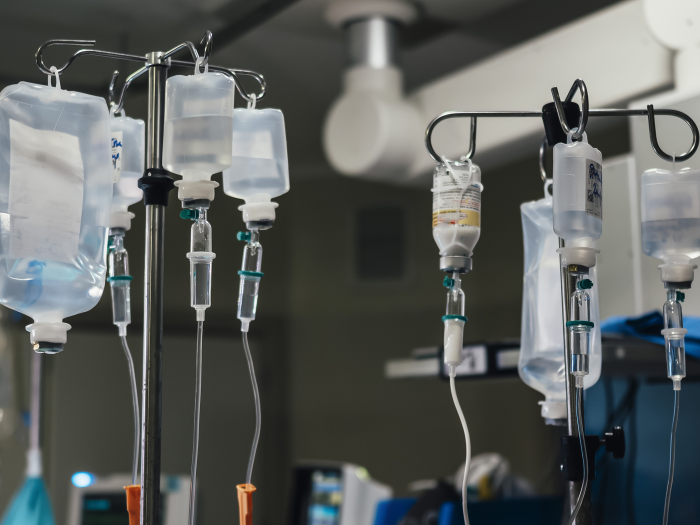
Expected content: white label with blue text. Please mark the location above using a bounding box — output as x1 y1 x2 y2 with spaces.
111 131 123 183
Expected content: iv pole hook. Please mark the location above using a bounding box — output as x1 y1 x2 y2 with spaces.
551 78 589 141
647 104 699 163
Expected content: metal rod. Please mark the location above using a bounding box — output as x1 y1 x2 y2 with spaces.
29 352 42 453
424 106 699 164
141 51 167 525
558 239 591 525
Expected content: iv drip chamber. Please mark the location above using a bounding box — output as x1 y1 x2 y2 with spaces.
432 160 482 272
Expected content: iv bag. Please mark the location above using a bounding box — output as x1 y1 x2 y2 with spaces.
518 188 601 421
110 111 144 230
162 70 235 180
222 108 290 201
0 81 113 351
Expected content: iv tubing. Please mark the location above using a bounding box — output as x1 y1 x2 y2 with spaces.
242 331 261 486
188 321 204 525
663 389 680 525
449 365 471 525
566 387 588 525
121 336 140 486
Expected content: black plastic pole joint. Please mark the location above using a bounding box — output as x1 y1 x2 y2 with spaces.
138 168 176 207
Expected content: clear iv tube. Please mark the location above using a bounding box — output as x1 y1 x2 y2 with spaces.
663 389 680 525
188 321 204 525
242 331 261 486
121 336 140 486
566 387 588 525
449 365 470 525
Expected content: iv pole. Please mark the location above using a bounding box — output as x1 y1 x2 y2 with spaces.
425 78 699 525
35 33 266 525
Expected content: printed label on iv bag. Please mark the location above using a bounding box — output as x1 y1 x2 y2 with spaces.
432 166 481 228
8 119 84 265
585 159 602 220
111 131 123 183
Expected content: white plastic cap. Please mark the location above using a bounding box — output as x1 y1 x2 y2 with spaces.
659 261 697 283
26 322 71 344
26 449 42 478
174 179 219 203
238 194 279 223
557 240 600 268
538 400 566 420
110 211 136 230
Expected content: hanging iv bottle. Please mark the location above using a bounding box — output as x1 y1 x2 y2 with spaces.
432 160 482 272
552 131 603 245
0 80 113 352
109 108 144 231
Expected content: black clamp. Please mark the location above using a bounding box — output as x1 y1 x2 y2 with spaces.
542 101 581 146
138 168 175 207
560 426 625 481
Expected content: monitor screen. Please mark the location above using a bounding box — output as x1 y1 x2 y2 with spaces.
307 470 343 525
81 492 129 525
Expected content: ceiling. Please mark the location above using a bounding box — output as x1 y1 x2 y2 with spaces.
0 0 625 178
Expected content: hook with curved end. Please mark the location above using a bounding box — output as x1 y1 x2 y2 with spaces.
161 41 200 64
108 70 119 109
425 113 477 164
200 31 213 67
111 64 154 116
539 135 548 183
36 39 95 75
647 104 700 163
551 78 589 141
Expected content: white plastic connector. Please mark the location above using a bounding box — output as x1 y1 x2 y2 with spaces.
575 376 585 388
175 179 219 202
196 309 205 322
557 239 600 268
241 320 250 332
659 261 697 284
443 318 465 367
26 449 42 478
238 193 279 223
110 211 136 231
26 322 71 344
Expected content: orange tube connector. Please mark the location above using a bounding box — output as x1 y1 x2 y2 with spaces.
237 484 256 525
124 485 140 525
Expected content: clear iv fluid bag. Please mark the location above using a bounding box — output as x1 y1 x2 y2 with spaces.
552 132 603 242
162 72 235 180
110 113 144 214
432 161 482 257
641 168 700 261
0 82 112 323
518 195 601 404
223 108 290 201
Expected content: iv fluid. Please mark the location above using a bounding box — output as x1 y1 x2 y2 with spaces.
223 108 290 201
641 218 700 260
0 82 112 325
518 194 601 409
641 168 700 261
163 116 234 177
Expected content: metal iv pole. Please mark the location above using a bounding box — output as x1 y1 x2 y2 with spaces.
35 34 267 525
425 78 699 525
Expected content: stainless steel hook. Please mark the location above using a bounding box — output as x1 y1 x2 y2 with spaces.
551 78 589 141
108 70 119 108
646 104 699 163
200 31 213 67
539 136 548 182
35 39 146 76
110 64 155 116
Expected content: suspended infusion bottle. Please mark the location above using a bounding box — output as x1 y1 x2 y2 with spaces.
109 109 144 231
0 76 113 352
518 186 601 423
553 131 602 268
432 159 482 273
163 63 235 205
